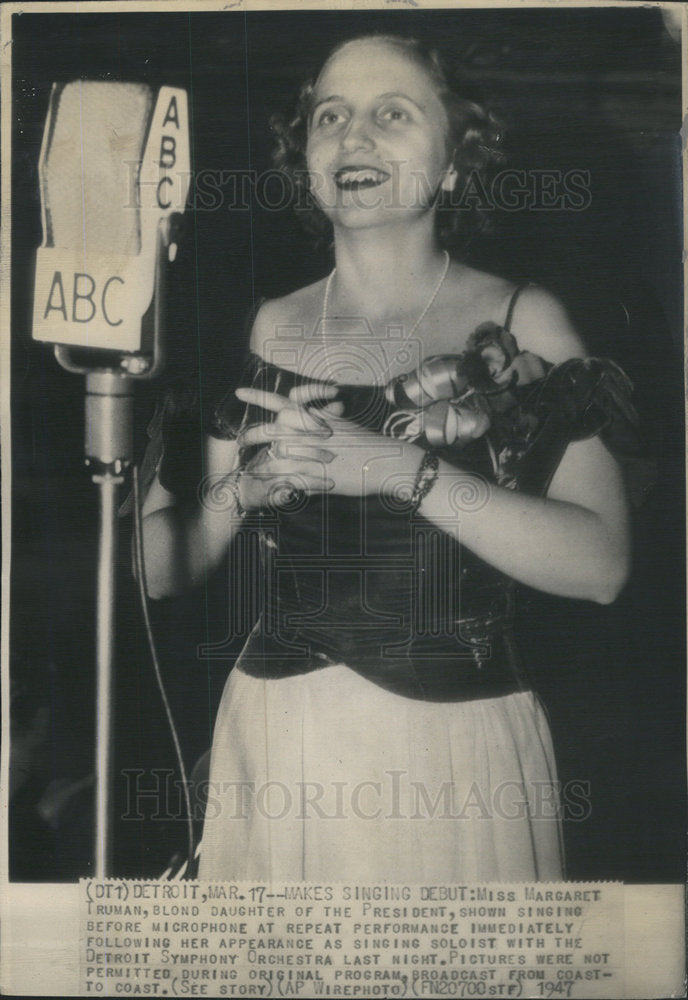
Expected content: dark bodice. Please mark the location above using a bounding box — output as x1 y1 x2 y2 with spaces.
152 312 653 702
233 363 521 701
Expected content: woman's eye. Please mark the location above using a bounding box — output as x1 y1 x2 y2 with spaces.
316 109 345 127
379 107 409 123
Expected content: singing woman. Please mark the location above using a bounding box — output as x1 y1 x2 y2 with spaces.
141 35 640 882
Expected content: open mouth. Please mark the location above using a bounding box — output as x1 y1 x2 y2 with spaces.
334 166 391 190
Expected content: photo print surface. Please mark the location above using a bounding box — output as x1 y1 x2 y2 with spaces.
2 3 685 996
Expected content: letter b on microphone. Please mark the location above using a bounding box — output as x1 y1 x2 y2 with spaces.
33 81 190 353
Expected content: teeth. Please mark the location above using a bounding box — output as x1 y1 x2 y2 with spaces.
335 167 389 187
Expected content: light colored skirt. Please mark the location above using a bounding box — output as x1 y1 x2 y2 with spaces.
198 663 564 882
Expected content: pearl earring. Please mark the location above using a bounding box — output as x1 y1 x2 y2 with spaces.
441 164 458 192
441 148 458 192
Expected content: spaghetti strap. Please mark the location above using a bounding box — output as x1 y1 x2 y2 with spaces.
503 283 533 331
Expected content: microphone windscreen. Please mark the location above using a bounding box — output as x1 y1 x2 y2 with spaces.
40 81 153 256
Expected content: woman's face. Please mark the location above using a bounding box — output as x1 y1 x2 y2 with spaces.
306 39 454 232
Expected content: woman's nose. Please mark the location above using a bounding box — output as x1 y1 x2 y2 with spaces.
340 115 375 152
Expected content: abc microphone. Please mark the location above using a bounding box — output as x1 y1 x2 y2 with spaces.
32 80 191 878
33 79 190 357
34 79 190 469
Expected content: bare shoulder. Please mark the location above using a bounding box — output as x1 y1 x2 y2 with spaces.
505 284 587 363
249 280 326 355
442 263 515 324
447 265 586 362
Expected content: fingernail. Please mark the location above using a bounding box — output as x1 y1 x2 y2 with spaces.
324 401 345 416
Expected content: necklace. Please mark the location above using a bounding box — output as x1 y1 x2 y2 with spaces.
321 250 451 383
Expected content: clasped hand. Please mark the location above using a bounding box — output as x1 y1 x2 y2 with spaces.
233 382 421 510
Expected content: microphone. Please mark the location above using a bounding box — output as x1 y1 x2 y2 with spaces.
30 81 192 877
33 80 190 355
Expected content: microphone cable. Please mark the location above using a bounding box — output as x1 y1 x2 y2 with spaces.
131 464 195 874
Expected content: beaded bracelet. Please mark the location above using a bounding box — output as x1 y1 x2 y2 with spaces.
224 474 247 519
410 451 440 512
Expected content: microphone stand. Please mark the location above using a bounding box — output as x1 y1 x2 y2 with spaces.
88 373 131 880
54 223 168 878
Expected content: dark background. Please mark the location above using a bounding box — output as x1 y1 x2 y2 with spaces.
9 7 685 881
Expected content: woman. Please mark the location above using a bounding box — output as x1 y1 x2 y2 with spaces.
142 35 636 882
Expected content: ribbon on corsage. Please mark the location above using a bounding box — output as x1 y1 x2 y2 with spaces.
383 322 654 503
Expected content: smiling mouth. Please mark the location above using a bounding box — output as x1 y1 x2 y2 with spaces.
334 166 391 190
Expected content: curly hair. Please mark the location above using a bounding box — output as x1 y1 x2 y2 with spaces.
270 34 504 254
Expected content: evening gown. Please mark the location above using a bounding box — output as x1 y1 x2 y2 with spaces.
159 292 649 883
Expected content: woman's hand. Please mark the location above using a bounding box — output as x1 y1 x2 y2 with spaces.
236 383 424 502
315 408 423 498
235 383 334 509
